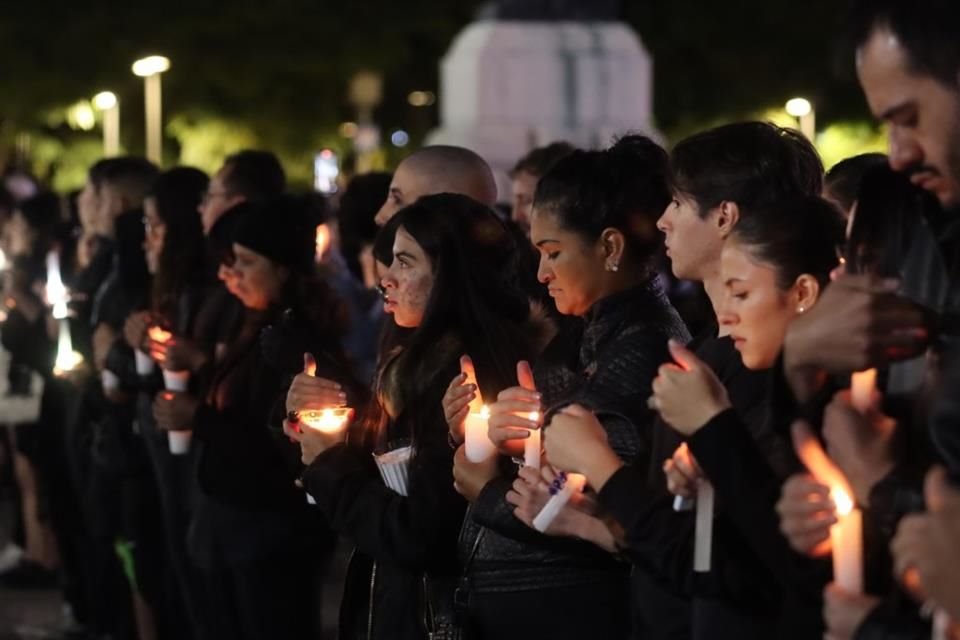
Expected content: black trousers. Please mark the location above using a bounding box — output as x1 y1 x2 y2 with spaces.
466 579 631 640
198 548 319 640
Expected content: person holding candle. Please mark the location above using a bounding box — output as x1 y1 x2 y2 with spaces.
118 166 212 640
445 136 689 639
511 123 828 640
287 193 548 640
775 162 957 638
540 193 842 639
0 192 65 590
151 195 352 640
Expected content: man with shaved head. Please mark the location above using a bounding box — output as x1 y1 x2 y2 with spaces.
374 145 498 226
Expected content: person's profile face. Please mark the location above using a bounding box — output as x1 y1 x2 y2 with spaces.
858 27 960 209
379 226 434 328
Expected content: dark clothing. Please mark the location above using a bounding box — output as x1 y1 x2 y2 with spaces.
463 279 689 640
302 337 468 640
187 303 346 639
600 333 820 640
771 197 960 637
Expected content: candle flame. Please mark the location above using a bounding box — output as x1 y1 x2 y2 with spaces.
300 407 352 434
528 411 540 423
53 318 82 374
832 488 854 516
315 223 331 262
45 250 70 317
479 405 490 419
794 421 857 515
148 326 173 343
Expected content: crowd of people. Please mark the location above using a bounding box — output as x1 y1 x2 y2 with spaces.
2 1 960 639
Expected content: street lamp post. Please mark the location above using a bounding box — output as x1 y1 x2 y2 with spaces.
92 91 120 157
785 97 816 142
132 55 170 166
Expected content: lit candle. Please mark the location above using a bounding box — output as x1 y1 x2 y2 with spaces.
147 326 173 344
53 318 83 375
524 411 541 469
850 368 876 413
830 487 863 593
465 405 496 462
533 472 587 532
315 223 331 263
299 408 352 435
45 250 69 319
694 479 715 572
794 423 863 594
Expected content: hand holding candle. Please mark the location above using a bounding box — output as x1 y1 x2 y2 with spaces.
288 354 352 465
792 419 862 593
443 355 492 456
532 471 587 532
487 361 541 459
891 467 960 625
285 353 347 415
518 362 541 469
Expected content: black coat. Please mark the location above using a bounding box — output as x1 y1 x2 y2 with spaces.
463 279 690 639
187 304 345 568
302 335 467 640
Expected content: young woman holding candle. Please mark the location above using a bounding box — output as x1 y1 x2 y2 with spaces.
286 193 551 640
443 136 690 639
503 123 827 640
116 167 211 640
541 194 844 639
151 196 354 640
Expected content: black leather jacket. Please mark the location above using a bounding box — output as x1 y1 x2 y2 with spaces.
462 279 690 597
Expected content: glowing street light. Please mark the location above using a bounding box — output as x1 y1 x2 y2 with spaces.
131 55 170 165
785 97 816 142
93 91 120 157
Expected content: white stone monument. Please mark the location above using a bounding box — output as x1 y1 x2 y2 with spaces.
427 3 659 192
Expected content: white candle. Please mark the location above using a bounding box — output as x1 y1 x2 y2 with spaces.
694 479 715 572
300 408 352 435
850 368 876 413
53 318 83 375
533 472 587 532
524 411 541 469
933 609 950 640
830 488 863 593
465 405 495 462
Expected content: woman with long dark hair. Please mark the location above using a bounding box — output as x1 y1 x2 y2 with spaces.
445 136 690 639
285 193 552 639
118 167 209 639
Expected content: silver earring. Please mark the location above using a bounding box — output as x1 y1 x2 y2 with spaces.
607 262 619 272
797 306 805 313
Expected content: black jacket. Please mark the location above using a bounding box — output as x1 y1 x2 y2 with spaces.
302 333 468 640
186 303 347 569
463 279 689 637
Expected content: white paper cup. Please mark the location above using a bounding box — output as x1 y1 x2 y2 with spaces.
135 350 155 376
373 446 413 496
162 369 190 392
101 370 120 392
167 430 192 455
